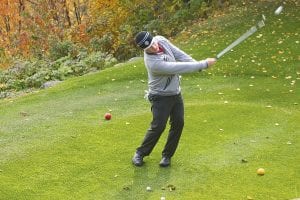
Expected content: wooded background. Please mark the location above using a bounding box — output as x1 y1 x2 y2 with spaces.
0 0 241 95
0 0 230 68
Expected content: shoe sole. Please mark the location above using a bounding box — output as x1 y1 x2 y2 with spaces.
132 160 144 167
159 163 170 167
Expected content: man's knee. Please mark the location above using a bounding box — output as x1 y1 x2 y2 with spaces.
171 117 184 129
151 121 167 133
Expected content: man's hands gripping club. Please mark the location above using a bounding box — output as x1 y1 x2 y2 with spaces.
206 58 217 68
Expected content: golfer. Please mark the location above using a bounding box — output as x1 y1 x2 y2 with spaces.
132 31 216 167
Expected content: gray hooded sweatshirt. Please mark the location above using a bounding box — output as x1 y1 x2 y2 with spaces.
144 35 208 96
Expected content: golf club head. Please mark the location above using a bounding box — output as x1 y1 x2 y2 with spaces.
275 6 283 15
257 20 265 28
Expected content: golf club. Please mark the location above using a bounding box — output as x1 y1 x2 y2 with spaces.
216 15 266 59
216 5 283 59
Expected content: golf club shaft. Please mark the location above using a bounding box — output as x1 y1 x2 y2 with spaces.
216 18 265 59
216 26 257 59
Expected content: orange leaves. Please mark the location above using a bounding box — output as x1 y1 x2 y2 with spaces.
18 31 30 57
0 0 92 62
0 0 18 16
0 0 20 34
89 0 130 52
70 23 89 45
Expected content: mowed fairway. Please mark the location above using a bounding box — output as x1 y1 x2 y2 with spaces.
0 1 299 200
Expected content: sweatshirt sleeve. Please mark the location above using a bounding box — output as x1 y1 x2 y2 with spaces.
163 37 196 62
149 60 208 75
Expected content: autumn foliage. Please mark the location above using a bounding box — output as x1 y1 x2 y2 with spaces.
0 0 136 65
0 0 90 68
0 0 230 69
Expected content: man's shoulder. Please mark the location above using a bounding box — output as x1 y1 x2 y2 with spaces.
154 35 167 41
144 51 164 60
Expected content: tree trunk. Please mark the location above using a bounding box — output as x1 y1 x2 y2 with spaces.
3 16 10 33
48 0 60 25
74 1 81 25
18 0 25 33
62 0 71 27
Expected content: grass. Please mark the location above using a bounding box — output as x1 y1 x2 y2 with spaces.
0 1 299 199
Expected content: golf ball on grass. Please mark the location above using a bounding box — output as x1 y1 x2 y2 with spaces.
275 6 283 15
104 113 112 120
257 168 265 176
146 186 152 191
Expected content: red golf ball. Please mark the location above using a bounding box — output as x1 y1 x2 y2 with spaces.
104 113 112 120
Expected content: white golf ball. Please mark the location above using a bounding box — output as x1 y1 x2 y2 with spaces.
146 186 152 191
275 6 283 15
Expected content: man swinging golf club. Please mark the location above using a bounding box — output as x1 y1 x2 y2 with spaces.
132 31 216 167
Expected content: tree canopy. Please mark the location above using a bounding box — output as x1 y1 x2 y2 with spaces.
0 0 229 68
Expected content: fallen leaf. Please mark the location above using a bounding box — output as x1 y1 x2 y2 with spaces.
256 34 263 38
123 186 130 191
167 184 176 191
20 111 29 117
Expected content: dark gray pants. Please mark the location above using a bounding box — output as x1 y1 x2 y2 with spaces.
136 93 184 158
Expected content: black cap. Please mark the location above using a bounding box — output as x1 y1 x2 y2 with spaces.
135 31 153 49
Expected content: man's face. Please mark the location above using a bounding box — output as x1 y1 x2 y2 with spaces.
145 41 159 53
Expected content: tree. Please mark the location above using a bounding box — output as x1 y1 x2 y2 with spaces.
0 0 90 62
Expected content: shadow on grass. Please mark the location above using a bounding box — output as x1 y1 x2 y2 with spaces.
114 164 172 200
